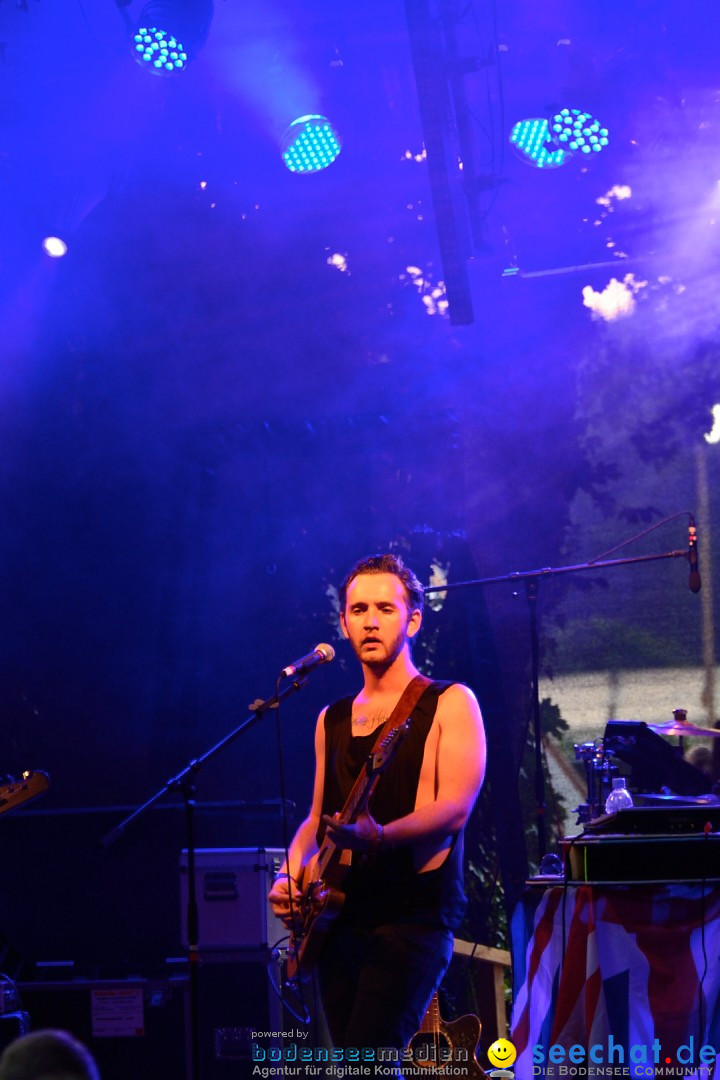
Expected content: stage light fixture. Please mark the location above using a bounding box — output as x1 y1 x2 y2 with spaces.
509 119 567 169
131 1 213 76
132 26 189 74
281 115 342 174
549 108 609 155
42 237 68 258
509 108 610 169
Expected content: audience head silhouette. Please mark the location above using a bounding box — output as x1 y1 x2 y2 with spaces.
0 1030 100 1080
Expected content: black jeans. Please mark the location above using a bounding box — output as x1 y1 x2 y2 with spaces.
317 918 455 1052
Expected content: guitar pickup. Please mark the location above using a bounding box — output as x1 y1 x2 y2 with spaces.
202 872 239 902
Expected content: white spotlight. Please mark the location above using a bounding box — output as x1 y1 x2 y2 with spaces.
42 237 68 258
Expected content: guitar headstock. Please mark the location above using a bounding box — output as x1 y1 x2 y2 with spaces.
367 719 411 774
0 770 50 816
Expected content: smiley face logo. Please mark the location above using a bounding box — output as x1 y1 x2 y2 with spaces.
487 1038 517 1069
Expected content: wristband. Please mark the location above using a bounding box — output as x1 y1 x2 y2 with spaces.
275 871 299 887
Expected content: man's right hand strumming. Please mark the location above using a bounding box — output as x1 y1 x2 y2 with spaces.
268 870 304 928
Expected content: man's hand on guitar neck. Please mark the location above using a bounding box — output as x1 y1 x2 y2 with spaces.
321 810 384 853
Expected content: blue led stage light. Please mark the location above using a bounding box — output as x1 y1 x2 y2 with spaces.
281 116 342 174
130 2 213 76
510 108 610 168
509 118 567 169
549 108 609 155
132 26 188 74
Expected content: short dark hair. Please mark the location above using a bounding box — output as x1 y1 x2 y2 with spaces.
0 1030 100 1080
339 553 424 614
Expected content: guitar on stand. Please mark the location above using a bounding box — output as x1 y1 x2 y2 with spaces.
407 992 487 1077
0 771 49 816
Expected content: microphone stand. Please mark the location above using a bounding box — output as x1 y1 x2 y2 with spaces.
424 544 692 862
100 676 311 1080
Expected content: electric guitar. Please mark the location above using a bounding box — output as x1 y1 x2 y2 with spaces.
286 721 411 983
407 993 487 1077
0 770 50 817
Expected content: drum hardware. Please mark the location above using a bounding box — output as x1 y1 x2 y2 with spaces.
604 718 713 797
574 711 718 824
573 740 621 823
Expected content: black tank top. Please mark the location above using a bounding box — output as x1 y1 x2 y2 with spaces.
319 681 467 930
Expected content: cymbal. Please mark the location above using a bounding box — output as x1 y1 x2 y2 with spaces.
647 719 720 738
635 792 720 806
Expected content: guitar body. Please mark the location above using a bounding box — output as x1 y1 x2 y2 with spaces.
286 874 346 979
0 771 49 816
286 722 411 984
407 994 487 1078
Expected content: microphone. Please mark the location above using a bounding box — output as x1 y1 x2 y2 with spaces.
281 643 335 679
688 516 702 593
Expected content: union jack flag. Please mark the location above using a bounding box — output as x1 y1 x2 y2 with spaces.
510 884 720 1080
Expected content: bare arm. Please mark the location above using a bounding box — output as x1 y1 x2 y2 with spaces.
322 683 486 852
268 707 326 924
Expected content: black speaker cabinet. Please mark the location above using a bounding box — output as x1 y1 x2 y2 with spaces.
17 977 187 1080
193 952 284 1080
19 961 288 1080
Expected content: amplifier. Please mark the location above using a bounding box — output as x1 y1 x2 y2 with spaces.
584 803 720 835
179 848 285 950
16 977 187 1080
562 833 720 883
193 952 285 1080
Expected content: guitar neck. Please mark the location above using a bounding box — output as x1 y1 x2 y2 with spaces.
287 718 414 984
418 993 442 1035
342 765 378 825
309 719 412 886
315 766 379 878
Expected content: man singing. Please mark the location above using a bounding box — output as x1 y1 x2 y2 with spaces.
268 553 486 1052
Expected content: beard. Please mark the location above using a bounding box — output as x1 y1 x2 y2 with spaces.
351 627 409 669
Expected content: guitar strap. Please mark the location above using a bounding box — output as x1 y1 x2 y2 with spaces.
368 673 433 754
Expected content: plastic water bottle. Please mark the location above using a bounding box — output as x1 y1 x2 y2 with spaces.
605 776 634 814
